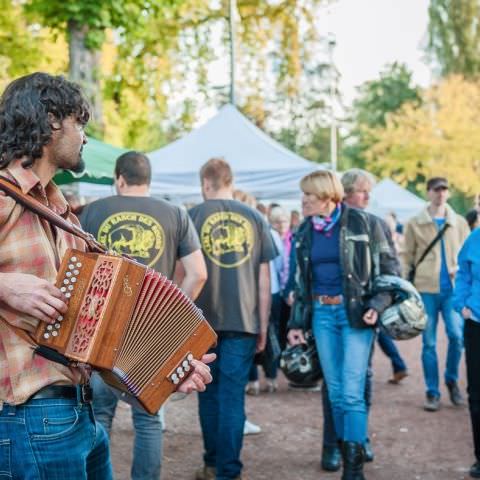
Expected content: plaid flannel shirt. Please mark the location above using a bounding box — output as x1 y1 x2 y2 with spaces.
0 160 86 405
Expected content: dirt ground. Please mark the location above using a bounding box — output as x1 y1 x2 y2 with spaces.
110 328 472 480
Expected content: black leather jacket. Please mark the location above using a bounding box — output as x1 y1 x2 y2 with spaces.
288 205 397 330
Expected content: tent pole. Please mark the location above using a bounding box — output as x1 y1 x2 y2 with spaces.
229 0 237 106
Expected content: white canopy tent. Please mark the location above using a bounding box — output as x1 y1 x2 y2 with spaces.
367 178 426 223
146 104 321 202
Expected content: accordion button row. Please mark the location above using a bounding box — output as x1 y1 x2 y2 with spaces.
42 259 84 340
170 353 195 385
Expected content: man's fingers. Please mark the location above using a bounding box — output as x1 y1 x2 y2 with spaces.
188 373 207 392
200 353 216 365
43 295 68 315
190 362 213 384
31 307 55 325
44 282 67 300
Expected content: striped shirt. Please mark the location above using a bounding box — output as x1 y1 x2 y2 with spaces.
0 160 85 405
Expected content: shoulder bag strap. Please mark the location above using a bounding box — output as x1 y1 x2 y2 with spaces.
414 222 450 270
0 176 106 253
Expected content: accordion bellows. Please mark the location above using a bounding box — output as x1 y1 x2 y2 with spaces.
33 248 217 414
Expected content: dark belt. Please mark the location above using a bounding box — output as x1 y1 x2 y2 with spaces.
29 385 93 404
314 294 343 305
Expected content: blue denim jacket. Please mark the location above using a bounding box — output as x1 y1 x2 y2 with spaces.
454 227 480 321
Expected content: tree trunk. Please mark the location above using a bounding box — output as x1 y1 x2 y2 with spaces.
67 20 104 134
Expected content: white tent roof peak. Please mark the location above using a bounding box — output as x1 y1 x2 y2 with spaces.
367 178 426 223
139 103 320 201
149 103 317 173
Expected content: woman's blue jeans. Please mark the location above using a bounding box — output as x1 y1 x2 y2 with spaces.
313 302 374 443
0 397 112 479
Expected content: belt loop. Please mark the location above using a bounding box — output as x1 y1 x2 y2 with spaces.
7 404 15 416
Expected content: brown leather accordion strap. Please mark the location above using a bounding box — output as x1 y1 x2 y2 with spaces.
0 176 106 254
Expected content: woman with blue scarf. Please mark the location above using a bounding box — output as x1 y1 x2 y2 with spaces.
287 170 396 480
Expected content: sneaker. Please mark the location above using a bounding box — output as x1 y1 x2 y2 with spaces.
446 381 465 406
388 370 408 384
244 419 262 435
264 379 278 393
424 394 440 412
245 381 260 396
195 465 216 480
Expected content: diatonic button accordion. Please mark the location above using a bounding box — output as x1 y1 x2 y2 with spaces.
33 248 217 414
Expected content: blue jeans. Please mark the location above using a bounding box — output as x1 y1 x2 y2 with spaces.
313 302 374 443
90 373 163 480
0 396 112 479
420 291 464 398
322 351 373 447
377 329 407 373
198 333 257 480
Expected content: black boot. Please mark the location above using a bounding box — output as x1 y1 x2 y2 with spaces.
341 441 366 480
321 444 341 471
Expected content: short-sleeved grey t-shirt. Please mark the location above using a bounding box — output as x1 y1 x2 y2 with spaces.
80 195 200 278
189 199 277 334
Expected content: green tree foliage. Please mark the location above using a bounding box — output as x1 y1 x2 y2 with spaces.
1 0 333 151
366 75 480 199
342 62 420 169
427 0 480 78
0 0 67 90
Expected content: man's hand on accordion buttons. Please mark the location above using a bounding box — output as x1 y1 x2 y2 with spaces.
0 273 67 331
176 353 216 394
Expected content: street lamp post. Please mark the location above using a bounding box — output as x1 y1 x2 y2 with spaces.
327 34 337 171
229 0 237 106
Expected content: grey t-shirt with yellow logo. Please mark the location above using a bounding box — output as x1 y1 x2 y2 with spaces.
189 199 277 334
80 195 200 278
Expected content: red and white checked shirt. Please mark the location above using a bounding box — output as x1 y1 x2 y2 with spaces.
0 160 86 405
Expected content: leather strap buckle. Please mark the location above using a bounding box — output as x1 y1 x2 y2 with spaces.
79 384 93 404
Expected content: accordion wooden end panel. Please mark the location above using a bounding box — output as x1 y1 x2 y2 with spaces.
33 248 217 414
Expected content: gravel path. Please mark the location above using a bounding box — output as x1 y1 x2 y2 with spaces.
110 328 472 480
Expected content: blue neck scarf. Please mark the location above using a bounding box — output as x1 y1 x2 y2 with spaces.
311 203 342 235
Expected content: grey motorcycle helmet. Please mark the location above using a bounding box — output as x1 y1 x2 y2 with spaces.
279 333 323 385
373 274 427 340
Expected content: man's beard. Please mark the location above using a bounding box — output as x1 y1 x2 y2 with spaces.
68 152 86 174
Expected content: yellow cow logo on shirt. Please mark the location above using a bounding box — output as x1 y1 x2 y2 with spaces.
201 212 254 268
98 212 165 267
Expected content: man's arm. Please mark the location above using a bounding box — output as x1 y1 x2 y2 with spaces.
178 249 207 301
257 262 271 353
0 272 67 331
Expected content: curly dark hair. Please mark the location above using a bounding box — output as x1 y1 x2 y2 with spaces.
0 72 90 169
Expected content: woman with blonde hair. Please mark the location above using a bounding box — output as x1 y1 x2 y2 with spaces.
287 170 396 480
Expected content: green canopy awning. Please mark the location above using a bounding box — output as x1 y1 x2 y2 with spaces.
54 137 128 185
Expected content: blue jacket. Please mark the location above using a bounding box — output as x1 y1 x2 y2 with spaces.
453 227 480 320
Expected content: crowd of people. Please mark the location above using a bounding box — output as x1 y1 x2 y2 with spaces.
0 72 479 480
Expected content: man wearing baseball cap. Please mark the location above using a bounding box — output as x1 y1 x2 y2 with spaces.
404 177 470 411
